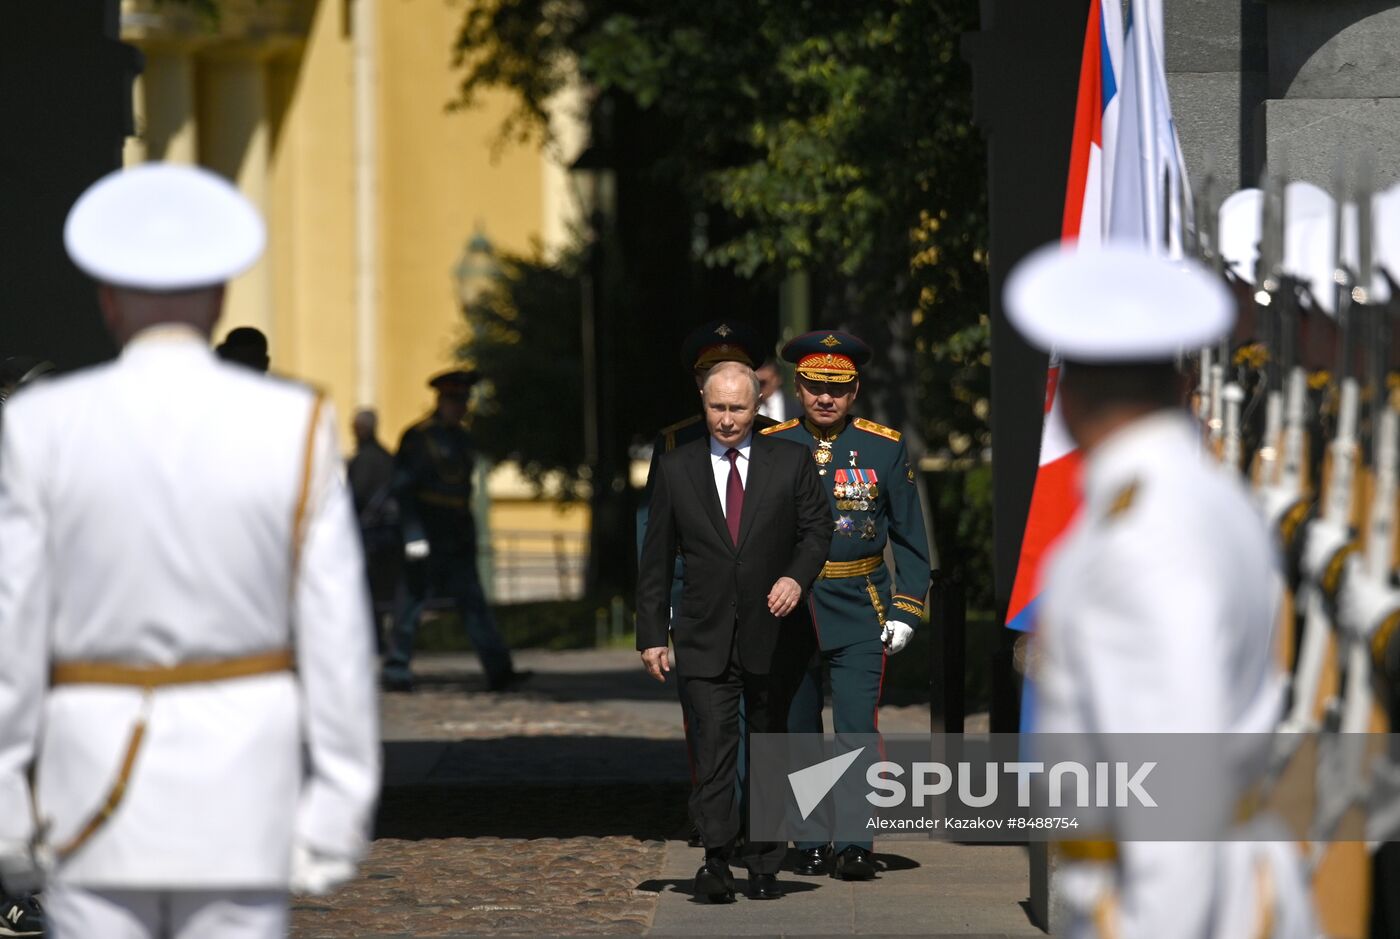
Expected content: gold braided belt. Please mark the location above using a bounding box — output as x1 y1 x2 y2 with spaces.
819 555 883 579
48 648 295 860
52 648 295 688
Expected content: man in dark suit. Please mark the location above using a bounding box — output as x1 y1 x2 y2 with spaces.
637 361 832 903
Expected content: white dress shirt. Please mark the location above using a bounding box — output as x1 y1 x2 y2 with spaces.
709 434 752 517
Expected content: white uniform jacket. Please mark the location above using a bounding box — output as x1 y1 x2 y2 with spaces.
0 328 380 889
1035 412 1314 939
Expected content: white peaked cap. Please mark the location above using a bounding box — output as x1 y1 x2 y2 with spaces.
1004 243 1235 362
65 163 265 291
1218 181 1333 286
1218 188 1262 283
1292 201 1392 316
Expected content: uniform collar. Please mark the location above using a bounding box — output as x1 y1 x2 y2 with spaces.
1083 410 1198 497
802 416 848 442
120 323 215 361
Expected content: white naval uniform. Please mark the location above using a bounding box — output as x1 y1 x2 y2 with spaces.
1034 412 1315 939
0 328 380 934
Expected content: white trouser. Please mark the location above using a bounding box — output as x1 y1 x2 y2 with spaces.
45 886 287 939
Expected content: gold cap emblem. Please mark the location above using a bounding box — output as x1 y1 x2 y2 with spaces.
821 334 840 347
715 324 733 337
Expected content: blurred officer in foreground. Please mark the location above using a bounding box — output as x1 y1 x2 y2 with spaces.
381 370 528 693
637 321 772 847
1008 244 1314 938
762 330 930 880
0 358 52 937
0 163 380 938
215 326 270 373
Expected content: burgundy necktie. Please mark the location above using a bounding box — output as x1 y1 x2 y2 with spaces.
725 447 744 545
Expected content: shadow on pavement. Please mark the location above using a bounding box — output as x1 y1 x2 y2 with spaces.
383 736 691 787
405 666 686 704
375 781 690 841
636 877 823 902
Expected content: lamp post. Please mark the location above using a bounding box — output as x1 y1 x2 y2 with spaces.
569 137 623 599
453 226 500 601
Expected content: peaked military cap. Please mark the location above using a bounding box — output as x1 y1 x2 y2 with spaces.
65 163 265 291
680 320 767 373
429 369 481 397
1004 243 1234 362
781 330 872 383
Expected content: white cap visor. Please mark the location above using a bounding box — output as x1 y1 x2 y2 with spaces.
1004 243 1235 361
65 163 265 291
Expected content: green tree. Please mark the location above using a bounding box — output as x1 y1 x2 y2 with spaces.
457 246 589 499
454 0 992 607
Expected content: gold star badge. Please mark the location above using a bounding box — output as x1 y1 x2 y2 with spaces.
821 334 840 347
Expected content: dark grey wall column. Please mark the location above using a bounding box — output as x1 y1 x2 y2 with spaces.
1165 0 1270 192
1261 1 1400 190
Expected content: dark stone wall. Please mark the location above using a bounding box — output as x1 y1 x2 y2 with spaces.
0 1 140 369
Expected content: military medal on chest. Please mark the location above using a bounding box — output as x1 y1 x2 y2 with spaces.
813 440 834 475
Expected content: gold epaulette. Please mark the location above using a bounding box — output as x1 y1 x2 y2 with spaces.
760 418 801 435
1103 480 1139 522
658 414 702 451
852 417 900 442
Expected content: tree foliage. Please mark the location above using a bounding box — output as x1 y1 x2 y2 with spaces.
453 0 993 605
457 246 589 500
454 0 988 450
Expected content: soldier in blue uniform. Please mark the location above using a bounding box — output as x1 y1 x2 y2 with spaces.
382 369 529 693
761 330 931 880
637 321 774 847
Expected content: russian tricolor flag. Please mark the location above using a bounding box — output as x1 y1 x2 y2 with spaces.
1005 0 1122 635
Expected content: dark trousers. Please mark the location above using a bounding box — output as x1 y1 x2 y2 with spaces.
680 635 790 875
383 550 513 685
789 636 885 852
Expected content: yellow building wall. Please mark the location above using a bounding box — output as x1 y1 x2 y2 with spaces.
121 0 552 449
375 1 545 446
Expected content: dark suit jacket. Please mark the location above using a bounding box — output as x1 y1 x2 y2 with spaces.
636 432 832 678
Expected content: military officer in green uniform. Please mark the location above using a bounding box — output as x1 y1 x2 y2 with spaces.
382 369 528 693
761 330 931 880
637 321 774 846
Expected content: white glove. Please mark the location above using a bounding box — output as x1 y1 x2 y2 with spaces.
404 539 431 561
880 621 914 655
1338 556 1400 643
1300 518 1350 585
0 839 46 896
290 841 358 896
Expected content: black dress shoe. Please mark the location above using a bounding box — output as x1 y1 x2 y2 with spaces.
794 844 831 876
833 845 876 881
747 872 782 900
694 858 736 903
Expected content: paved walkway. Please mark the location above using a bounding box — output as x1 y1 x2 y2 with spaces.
650 838 1041 937
289 648 1041 938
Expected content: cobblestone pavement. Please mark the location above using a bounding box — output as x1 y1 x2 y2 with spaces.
290 648 960 938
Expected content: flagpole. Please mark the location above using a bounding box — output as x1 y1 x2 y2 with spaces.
1131 0 1162 253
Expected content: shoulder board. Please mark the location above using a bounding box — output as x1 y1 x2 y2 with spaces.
853 418 901 442
1103 480 1139 523
658 414 703 437
760 418 801 435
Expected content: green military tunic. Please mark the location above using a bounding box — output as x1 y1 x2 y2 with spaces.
761 415 930 648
